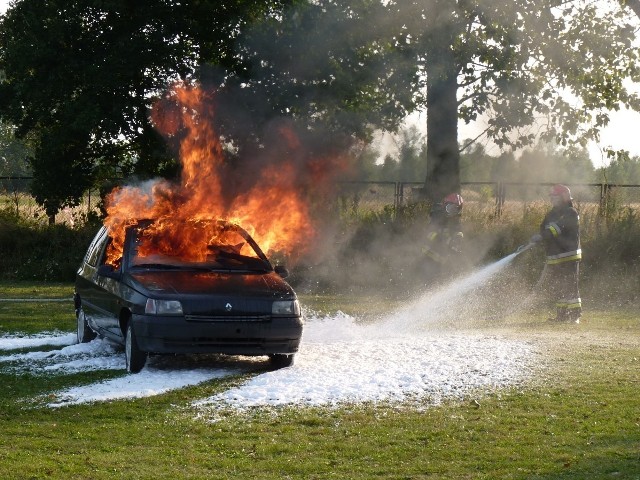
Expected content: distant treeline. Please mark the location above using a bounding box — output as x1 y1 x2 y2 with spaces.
352 125 640 185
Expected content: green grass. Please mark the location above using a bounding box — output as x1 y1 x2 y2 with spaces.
0 280 74 299
0 283 638 479
0 281 74 333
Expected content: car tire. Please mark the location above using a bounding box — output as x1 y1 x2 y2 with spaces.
76 308 96 344
268 353 295 369
125 322 147 373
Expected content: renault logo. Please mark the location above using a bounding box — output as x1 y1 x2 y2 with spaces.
225 302 232 312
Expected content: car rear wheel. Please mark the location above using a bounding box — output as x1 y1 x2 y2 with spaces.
76 308 96 344
125 322 147 373
268 353 295 369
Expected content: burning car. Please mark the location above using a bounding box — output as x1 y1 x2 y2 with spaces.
74 219 303 373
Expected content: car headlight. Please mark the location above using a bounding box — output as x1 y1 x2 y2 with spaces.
145 299 183 315
272 299 300 316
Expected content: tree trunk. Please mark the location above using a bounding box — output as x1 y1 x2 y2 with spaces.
424 8 460 203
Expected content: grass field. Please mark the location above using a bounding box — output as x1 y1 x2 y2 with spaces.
0 281 639 479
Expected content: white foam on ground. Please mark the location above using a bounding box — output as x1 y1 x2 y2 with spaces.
1 255 539 410
194 312 537 411
47 368 242 407
0 332 76 350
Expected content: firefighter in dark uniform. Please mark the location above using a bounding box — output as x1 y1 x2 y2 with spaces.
422 193 464 280
530 184 582 323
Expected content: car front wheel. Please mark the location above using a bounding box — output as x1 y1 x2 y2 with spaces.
76 308 96 344
125 322 147 373
268 353 295 369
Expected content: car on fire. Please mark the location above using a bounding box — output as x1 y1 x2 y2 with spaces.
74 219 303 373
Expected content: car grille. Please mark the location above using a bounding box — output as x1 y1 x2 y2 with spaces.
184 314 271 322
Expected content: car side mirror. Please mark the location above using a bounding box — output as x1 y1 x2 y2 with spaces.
274 265 289 278
97 264 121 279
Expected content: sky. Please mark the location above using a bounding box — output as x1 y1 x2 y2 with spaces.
1 0 639 167
0 252 541 410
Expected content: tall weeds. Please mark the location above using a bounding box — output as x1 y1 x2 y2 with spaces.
1 197 638 308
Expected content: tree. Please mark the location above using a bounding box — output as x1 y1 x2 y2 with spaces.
2 0 639 216
227 0 640 200
0 119 33 216
595 154 640 184
460 142 494 182
516 142 594 184
0 120 31 178
212 0 417 156
388 0 640 201
397 126 426 181
0 0 291 217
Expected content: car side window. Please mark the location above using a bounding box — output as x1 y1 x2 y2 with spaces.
85 228 109 267
100 237 121 269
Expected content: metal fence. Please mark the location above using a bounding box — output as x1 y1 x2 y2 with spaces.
336 181 640 218
0 176 103 224
3 176 640 224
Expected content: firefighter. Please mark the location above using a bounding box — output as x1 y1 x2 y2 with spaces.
530 184 582 323
422 193 464 279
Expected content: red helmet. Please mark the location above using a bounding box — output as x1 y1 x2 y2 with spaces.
443 193 463 216
549 184 572 202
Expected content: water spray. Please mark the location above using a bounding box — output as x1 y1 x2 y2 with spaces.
378 240 543 332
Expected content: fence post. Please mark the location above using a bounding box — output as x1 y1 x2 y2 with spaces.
598 183 607 217
494 182 505 217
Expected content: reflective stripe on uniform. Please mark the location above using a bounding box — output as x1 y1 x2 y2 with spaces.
427 232 439 242
556 298 582 309
546 249 582 264
546 222 561 237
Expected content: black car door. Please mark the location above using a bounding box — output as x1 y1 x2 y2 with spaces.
79 229 124 341
76 227 109 332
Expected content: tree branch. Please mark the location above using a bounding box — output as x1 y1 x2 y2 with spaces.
623 0 640 18
458 127 491 153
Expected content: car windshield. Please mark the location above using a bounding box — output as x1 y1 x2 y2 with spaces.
127 220 272 272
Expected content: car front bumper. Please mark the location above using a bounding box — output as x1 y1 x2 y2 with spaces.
132 314 303 355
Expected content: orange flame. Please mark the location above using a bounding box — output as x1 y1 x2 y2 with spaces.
104 83 341 267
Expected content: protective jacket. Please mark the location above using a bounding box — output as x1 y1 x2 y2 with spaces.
539 202 582 321
539 204 581 265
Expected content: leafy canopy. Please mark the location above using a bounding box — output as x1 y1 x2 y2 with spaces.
403 0 640 150
0 0 290 215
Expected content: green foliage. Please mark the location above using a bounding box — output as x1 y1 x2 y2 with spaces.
358 131 596 186
215 0 417 159
448 1 640 150
461 140 595 184
595 154 640 185
415 0 639 195
0 0 289 215
0 210 99 281
2 0 639 217
0 120 32 181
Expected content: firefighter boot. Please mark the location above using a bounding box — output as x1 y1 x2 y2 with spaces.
568 308 581 324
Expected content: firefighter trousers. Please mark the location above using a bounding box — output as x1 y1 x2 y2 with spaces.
547 261 581 320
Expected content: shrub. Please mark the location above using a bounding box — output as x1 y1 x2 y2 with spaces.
0 208 99 281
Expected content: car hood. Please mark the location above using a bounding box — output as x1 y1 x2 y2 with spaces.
127 270 295 298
